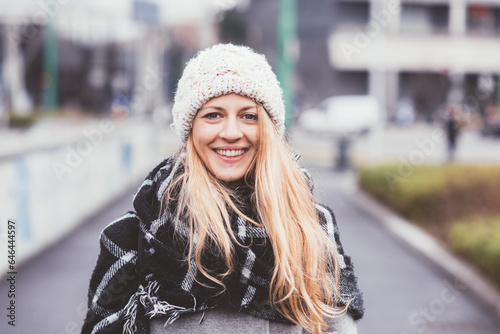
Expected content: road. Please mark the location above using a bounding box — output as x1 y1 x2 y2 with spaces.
308 164 500 334
1 163 500 334
0 189 135 334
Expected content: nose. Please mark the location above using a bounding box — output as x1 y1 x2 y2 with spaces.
219 116 243 141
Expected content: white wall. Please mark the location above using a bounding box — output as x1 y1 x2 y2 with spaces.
0 118 176 275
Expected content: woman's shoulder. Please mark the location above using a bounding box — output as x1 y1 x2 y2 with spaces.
144 156 178 182
132 155 182 222
100 211 142 252
314 203 337 232
100 156 180 248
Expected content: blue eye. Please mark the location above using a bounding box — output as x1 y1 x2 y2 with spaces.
243 114 258 121
204 113 220 119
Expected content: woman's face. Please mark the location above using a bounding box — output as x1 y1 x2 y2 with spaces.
192 94 260 187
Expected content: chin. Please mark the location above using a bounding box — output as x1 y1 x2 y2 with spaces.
218 176 242 184
215 173 245 186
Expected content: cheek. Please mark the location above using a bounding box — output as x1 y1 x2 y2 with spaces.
192 122 206 145
251 128 260 146
193 122 218 141
191 128 205 159
192 124 217 160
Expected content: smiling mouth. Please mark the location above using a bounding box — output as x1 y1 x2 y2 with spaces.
214 149 247 157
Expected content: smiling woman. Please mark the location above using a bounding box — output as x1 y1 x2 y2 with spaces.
191 94 260 187
81 44 364 334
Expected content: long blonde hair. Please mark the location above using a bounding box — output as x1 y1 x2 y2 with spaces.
163 104 348 333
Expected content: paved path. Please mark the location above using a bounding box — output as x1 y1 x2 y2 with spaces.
306 163 500 334
1 165 500 334
0 190 135 334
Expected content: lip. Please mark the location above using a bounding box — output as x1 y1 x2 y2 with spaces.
213 146 249 150
212 146 249 162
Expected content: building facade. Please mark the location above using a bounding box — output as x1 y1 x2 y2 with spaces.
329 0 500 122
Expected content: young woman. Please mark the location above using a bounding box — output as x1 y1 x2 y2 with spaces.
81 43 364 334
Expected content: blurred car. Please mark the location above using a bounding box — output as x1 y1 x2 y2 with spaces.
394 98 416 126
298 95 383 137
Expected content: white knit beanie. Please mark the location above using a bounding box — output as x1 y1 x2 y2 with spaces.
171 43 285 142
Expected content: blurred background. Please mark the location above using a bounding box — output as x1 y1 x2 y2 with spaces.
1 0 500 333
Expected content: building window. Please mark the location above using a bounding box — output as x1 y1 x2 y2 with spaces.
467 4 500 36
332 2 370 30
400 4 449 34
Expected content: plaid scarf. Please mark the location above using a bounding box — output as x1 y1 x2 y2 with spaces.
81 156 364 334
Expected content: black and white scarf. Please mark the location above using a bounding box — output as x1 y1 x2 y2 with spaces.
81 156 364 334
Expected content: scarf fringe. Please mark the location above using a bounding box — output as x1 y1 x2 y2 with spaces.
123 290 139 334
123 280 198 332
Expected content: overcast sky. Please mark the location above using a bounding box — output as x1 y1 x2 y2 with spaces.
1 0 240 24
1 0 242 43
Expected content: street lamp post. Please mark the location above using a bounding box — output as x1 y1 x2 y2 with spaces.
42 19 58 112
277 0 297 130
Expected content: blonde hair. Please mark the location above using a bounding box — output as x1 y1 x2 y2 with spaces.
163 104 348 333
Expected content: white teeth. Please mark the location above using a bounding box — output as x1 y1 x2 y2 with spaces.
216 149 245 157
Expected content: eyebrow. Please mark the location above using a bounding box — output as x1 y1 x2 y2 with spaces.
199 105 257 112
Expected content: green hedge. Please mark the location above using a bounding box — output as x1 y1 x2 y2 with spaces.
450 216 500 285
9 113 38 128
359 164 500 226
359 164 500 289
